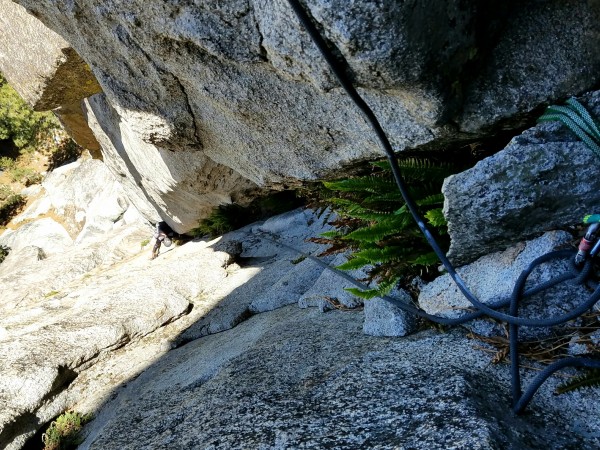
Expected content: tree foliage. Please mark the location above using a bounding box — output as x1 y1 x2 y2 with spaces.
0 73 59 151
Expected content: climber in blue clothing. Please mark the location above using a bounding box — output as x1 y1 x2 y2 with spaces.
151 221 174 260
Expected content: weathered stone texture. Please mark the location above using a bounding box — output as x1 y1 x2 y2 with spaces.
444 91 600 264
0 0 99 109
7 0 600 233
0 0 102 152
83 93 262 232
459 0 600 131
419 231 578 338
79 308 600 450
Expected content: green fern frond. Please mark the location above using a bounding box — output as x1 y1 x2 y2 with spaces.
407 183 444 201
372 158 454 180
425 208 447 227
328 198 393 220
336 257 370 271
324 176 395 193
362 192 405 204
410 251 439 266
344 276 399 300
555 368 600 394
417 193 445 207
319 230 346 238
315 153 455 293
350 246 407 265
343 215 413 243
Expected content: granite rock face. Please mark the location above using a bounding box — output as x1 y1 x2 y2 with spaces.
0 160 599 448
459 0 600 131
444 91 600 264
0 0 102 152
0 0 101 111
79 308 600 450
4 0 599 232
82 93 262 232
418 230 583 338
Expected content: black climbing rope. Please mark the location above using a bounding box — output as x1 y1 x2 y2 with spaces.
284 0 600 413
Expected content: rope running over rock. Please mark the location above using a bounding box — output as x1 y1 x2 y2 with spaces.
284 0 600 414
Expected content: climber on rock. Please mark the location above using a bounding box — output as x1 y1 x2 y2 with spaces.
151 221 175 260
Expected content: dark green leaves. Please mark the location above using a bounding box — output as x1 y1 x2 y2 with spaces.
317 157 452 299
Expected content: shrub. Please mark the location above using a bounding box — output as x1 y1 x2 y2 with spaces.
0 156 16 170
42 410 92 450
0 73 60 152
9 166 43 186
0 184 13 201
0 194 26 225
0 245 9 264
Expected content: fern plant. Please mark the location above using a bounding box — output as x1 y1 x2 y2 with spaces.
313 158 454 299
556 367 600 395
538 97 600 158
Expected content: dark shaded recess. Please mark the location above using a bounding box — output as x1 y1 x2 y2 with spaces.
0 138 19 159
0 413 41 450
185 190 305 239
326 127 527 183
441 0 517 122
22 366 79 450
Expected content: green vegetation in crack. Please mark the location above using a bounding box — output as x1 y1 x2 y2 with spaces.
310 158 455 299
191 191 303 238
0 72 84 228
556 367 600 394
41 410 92 450
0 244 9 264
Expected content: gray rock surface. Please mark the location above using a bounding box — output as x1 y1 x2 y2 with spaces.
2 201 424 449
10 158 137 244
459 1 600 131
445 91 600 264
82 93 261 232
79 307 600 450
0 0 102 152
1 166 599 449
363 289 417 337
298 253 364 311
0 0 101 110
5 0 599 232
419 231 582 338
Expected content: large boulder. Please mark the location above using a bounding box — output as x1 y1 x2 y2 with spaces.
5 0 600 232
0 0 101 110
82 93 261 232
419 231 583 338
444 91 600 264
